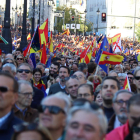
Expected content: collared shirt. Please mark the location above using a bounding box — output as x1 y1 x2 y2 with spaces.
0 111 11 127
59 81 66 89
114 116 123 129
15 104 27 116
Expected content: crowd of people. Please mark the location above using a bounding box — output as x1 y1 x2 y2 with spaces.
0 34 140 140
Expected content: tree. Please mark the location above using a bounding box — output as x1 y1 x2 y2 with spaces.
135 22 140 42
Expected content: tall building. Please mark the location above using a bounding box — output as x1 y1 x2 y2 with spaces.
86 0 140 38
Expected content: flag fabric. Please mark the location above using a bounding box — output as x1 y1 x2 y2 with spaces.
124 48 129 55
23 42 31 57
0 49 2 56
62 29 70 36
30 25 41 53
27 33 31 40
123 76 131 91
123 55 127 62
80 0 84 6
46 56 52 68
136 49 140 53
41 85 47 97
98 51 124 65
49 31 53 52
41 44 47 64
135 53 138 62
137 54 140 61
29 53 36 68
39 19 48 45
0 35 9 44
12 35 17 45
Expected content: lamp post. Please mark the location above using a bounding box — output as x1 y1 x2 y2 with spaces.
96 8 100 34
1 0 12 53
19 6 22 26
31 0 35 37
38 0 41 25
84 9 87 36
20 0 27 49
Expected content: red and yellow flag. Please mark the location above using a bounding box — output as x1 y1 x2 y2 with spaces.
41 44 47 64
62 29 70 36
123 76 131 91
27 33 31 40
49 31 53 53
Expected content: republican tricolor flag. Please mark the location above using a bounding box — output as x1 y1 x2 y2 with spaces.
123 76 131 91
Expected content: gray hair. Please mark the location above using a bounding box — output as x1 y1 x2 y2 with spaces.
108 70 118 76
41 92 71 115
18 80 32 93
66 102 108 136
2 63 16 73
36 62 46 69
134 66 140 77
115 64 123 70
118 73 127 78
18 63 33 73
113 90 134 103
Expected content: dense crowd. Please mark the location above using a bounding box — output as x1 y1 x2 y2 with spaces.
0 34 140 140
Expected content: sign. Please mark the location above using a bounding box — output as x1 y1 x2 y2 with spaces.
54 13 63 17
66 24 70 29
71 24 76 29
76 24 80 29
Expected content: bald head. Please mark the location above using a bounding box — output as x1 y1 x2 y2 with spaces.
5 54 14 60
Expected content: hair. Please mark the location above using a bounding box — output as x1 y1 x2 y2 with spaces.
88 75 102 84
51 62 60 69
66 102 108 136
87 62 97 73
108 70 118 76
18 80 32 93
118 73 127 78
61 56 65 60
133 61 138 65
78 84 93 95
127 94 140 112
17 63 33 73
36 62 46 69
134 66 140 77
127 72 133 76
2 63 17 73
59 66 70 74
33 68 42 76
78 63 87 71
115 64 123 70
74 71 86 80
16 48 23 53
72 62 78 67
0 72 19 93
101 76 120 90
2 58 15 66
112 90 134 103
94 84 102 101
41 92 71 115
11 123 53 140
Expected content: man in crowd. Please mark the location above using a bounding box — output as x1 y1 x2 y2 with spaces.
114 64 123 73
61 56 66 66
101 76 120 121
108 70 118 79
134 67 140 93
65 102 107 140
16 63 44 109
108 90 133 132
106 94 140 140
97 67 107 79
48 66 70 95
118 73 127 89
0 72 23 140
65 76 80 101
132 61 138 69
127 72 134 84
77 84 94 102
36 62 46 76
39 92 71 140
13 80 38 122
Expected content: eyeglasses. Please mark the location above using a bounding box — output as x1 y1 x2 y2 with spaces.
133 126 140 134
17 69 31 74
6 62 14 64
134 76 140 80
38 105 65 115
13 123 38 132
0 86 13 93
17 58 23 60
78 93 91 98
115 100 129 106
128 77 133 80
19 92 33 97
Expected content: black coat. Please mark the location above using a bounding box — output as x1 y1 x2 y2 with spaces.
0 111 23 140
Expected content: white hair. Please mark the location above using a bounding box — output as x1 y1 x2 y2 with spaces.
115 64 123 70
118 73 127 78
2 63 16 73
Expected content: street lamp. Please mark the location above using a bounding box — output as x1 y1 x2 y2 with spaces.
84 9 87 36
96 8 100 34
19 6 22 26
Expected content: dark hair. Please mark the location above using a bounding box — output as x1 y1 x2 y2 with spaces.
33 68 42 76
18 63 33 73
78 84 93 95
2 58 15 66
133 61 138 65
61 56 65 60
0 72 18 93
127 72 133 76
78 63 87 71
127 94 140 112
59 66 70 74
87 62 97 73
72 62 79 67
36 62 46 69
101 76 120 90
51 62 60 69
16 48 23 53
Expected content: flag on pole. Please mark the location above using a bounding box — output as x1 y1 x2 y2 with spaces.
123 76 131 91
62 29 70 36
41 43 47 64
49 31 53 53
0 35 9 44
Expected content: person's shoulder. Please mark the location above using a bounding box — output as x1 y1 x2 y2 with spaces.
50 83 59 88
12 115 23 124
41 75 48 80
33 86 44 96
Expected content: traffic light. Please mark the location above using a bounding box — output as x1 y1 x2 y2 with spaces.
102 13 106 22
72 16 74 21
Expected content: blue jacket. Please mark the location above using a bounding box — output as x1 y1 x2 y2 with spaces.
0 111 23 140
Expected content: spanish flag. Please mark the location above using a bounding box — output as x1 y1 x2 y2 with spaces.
62 29 70 36
123 76 131 91
27 33 31 40
49 31 53 52
99 51 123 65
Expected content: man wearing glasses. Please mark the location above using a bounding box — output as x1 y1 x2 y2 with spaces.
0 72 23 140
16 63 44 109
39 92 71 140
108 90 133 133
106 94 140 140
13 80 38 122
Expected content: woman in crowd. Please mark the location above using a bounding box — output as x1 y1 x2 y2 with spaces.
16 54 24 67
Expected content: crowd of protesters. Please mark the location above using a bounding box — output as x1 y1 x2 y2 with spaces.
1 34 140 140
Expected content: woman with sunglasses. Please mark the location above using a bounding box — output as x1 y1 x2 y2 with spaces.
125 118 140 140
16 55 24 66
33 68 46 93
12 123 53 140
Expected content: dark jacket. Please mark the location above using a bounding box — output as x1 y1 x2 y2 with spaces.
107 114 116 133
48 83 67 95
0 111 23 140
31 86 44 109
13 105 38 123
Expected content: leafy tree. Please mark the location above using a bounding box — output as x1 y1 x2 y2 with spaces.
135 22 140 42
